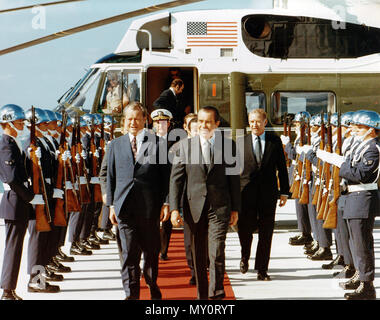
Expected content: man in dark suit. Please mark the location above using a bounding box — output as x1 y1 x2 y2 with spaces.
238 109 289 281
106 102 170 300
169 106 240 300
153 78 185 128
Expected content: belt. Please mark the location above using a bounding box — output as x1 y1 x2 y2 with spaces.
347 183 378 193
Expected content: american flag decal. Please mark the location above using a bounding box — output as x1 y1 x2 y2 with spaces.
186 21 238 47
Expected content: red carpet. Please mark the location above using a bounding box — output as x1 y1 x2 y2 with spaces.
140 230 235 300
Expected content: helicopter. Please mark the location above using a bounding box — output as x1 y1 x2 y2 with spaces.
2 0 380 134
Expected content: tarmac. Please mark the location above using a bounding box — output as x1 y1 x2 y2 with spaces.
0 199 379 301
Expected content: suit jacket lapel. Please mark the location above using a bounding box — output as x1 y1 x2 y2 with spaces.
246 134 257 169
123 134 133 164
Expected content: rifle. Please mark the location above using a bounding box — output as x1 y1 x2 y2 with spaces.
312 112 325 205
317 113 332 219
324 111 342 229
64 116 81 212
283 113 290 168
75 115 91 204
299 120 312 204
90 117 103 203
290 122 305 199
53 110 68 226
30 106 51 232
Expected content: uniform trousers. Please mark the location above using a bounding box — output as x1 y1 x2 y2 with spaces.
346 217 375 282
0 219 28 289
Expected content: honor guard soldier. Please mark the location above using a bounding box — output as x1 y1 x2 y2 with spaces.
323 112 356 276
0 104 41 300
24 108 66 293
302 113 333 260
318 110 380 300
151 108 174 261
282 111 314 246
67 115 94 255
99 115 117 242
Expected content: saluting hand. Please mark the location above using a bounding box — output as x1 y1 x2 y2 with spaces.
170 210 184 228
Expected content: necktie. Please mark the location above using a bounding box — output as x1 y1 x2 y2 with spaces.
254 135 262 166
203 140 213 170
131 136 137 161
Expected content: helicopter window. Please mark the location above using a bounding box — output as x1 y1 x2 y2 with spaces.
245 92 265 114
271 91 336 125
69 68 102 113
99 70 141 115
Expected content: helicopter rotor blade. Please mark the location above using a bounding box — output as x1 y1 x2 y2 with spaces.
0 0 85 14
0 0 205 56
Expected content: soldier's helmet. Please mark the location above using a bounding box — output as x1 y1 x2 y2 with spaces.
341 111 355 127
354 110 380 130
293 111 311 123
55 112 63 127
151 109 173 121
93 113 103 125
79 116 88 128
25 107 50 124
330 113 339 127
0 104 25 123
103 115 116 128
310 113 328 127
45 109 57 122
82 113 95 127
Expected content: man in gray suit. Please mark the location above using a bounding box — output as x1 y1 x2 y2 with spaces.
169 106 240 300
106 102 170 300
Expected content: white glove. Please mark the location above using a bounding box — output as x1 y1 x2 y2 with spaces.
79 176 87 184
316 149 328 161
30 194 45 205
94 149 100 158
330 153 345 168
280 135 290 145
53 188 64 199
90 177 100 184
55 150 60 160
81 150 87 160
65 181 73 190
302 145 313 154
64 150 72 160
296 145 303 155
35 147 42 159
75 153 81 163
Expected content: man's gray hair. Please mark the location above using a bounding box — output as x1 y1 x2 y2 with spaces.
122 101 147 118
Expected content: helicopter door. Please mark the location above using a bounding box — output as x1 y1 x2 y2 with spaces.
146 66 197 120
97 69 142 115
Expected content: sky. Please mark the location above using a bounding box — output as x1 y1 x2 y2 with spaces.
1 0 380 111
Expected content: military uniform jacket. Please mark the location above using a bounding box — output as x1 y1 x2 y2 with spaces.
0 134 33 221
339 137 380 219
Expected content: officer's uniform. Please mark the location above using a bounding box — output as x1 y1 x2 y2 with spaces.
284 123 313 245
0 134 33 293
340 136 380 297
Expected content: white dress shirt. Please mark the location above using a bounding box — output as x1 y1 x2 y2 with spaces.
251 132 266 155
129 128 146 156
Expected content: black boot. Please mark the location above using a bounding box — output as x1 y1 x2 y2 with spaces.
339 271 360 290
304 241 319 255
1 289 22 300
322 255 345 269
307 247 333 260
55 247 75 262
344 281 376 300
333 265 356 279
289 234 313 246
